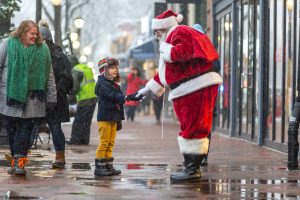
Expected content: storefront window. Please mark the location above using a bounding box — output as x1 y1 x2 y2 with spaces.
241 2 249 134
237 5 242 135
267 0 275 140
272 0 284 143
284 1 294 144
215 12 232 131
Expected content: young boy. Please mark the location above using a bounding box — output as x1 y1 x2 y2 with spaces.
94 57 141 176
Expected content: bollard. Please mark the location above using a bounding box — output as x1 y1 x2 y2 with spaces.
287 101 300 170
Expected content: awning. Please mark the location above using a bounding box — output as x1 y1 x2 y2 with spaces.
129 38 157 61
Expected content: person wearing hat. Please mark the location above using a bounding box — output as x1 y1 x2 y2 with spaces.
39 20 73 168
0 20 56 175
66 57 97 145
136 9 222 182
94 57 142 176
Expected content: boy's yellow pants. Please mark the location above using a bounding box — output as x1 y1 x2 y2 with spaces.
95 121 117 158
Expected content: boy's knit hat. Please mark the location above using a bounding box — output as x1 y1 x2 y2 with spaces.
98 57 108 70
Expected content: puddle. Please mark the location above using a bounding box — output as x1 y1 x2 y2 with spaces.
70 149 90 154
65 192 86 195
72 163 91 170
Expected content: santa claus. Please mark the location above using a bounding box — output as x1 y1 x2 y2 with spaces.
136 9 222 182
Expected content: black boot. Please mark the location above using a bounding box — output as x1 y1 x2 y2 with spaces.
200 155 208 167
94 158 113 176
170 154 204 182
106 157 121 175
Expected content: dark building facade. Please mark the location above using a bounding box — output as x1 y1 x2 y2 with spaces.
213 0 299 152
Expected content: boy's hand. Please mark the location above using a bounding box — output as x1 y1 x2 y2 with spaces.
126 93 143 101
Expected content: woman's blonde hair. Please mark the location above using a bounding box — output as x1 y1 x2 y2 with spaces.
11 20 42 45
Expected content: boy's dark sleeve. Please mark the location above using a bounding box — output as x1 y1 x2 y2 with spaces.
99 81 126 104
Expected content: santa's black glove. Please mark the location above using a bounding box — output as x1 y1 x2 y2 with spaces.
126 93 143 101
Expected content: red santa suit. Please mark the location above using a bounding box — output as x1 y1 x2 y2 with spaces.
146 13 222 156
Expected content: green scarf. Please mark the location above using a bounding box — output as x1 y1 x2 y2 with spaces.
6 37 51 108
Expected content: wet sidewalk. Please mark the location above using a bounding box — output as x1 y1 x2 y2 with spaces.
0 114 299 199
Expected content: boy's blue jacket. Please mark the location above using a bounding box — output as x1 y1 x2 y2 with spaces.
95 75 125 122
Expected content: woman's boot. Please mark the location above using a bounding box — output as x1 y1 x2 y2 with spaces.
51 151 65 169
106 157 121 175
94 158 113 176
170 154 203 182
6 153 14 174
13 155 29 176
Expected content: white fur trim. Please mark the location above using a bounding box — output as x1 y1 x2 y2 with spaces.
158 55 167 86
176 14 183 23
160 42 173 62
152 16 178 30
177 136 209 155
168 72 223 101
157 25 178 86
146 79 165 97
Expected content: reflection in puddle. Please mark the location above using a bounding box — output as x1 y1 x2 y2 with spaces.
3 191 43 199
2 160 300 199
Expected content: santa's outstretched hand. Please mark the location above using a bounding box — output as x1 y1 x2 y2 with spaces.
136 87 150 98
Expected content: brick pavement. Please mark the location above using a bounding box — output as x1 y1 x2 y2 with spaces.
0 114 299 199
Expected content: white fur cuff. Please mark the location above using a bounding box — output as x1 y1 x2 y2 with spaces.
177 136 209 155
146 79 165 97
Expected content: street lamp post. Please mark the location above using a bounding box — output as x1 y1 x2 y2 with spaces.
73 17 84 57
36 0 42 23
74 17 84 38
52 0 62 46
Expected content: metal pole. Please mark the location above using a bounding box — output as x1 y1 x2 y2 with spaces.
36 0 42 23
229 1 238 137
65 0 69 35
54 4 62 46
258 0 266 145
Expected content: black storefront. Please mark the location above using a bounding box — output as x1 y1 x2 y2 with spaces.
213 0 300 152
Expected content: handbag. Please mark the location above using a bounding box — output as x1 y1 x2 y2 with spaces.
117 121 122 131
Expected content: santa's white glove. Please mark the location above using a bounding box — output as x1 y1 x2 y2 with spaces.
136 87 150 98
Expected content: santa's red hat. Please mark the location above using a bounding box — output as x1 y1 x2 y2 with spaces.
152 9 183 30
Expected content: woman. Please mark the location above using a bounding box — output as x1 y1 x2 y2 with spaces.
125 67 147 121
0 20 56 175
39 21 73 169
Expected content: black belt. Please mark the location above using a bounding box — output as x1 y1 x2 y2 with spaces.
169 73 206 90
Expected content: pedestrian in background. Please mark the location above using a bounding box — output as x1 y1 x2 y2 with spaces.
0 20 56 175
66 56 97 145
125 66 147 121
94 57 142 176
152 93 163 124
39 20 73 168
